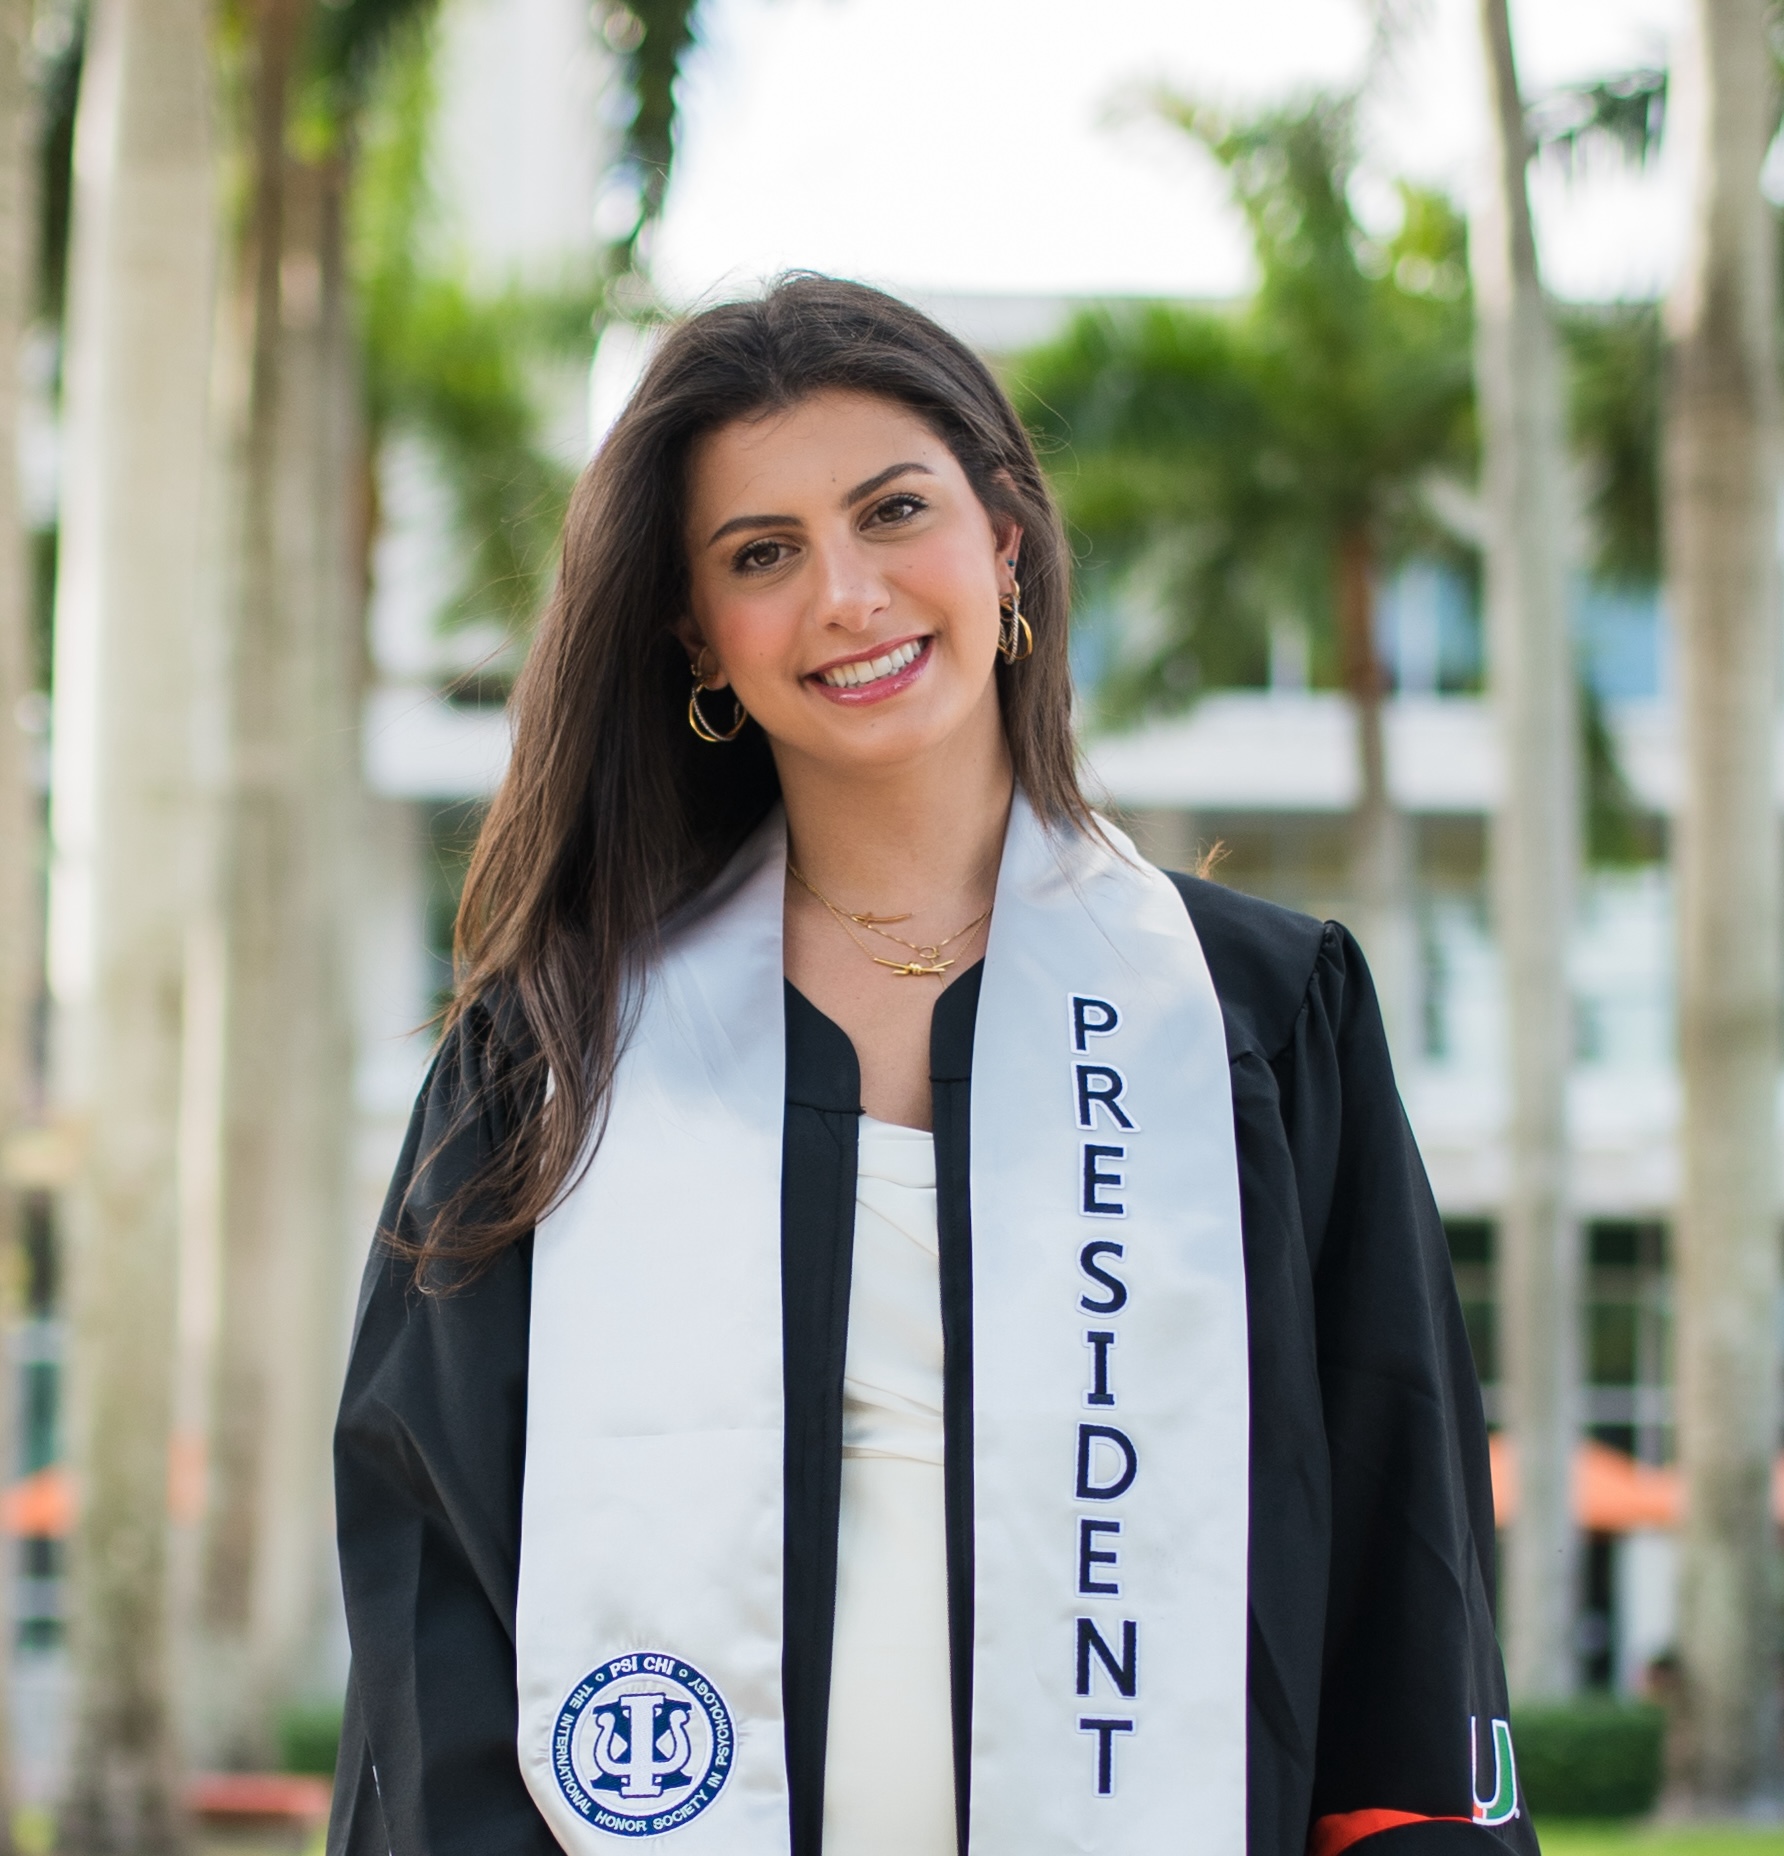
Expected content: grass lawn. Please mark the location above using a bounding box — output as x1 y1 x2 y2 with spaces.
1539 1824 1784 1855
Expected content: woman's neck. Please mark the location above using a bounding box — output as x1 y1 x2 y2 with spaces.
776 713 1015 917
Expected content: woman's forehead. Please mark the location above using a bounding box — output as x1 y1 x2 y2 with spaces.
686 391 952 516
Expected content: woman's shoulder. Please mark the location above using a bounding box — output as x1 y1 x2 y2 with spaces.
1162 871 1344 1063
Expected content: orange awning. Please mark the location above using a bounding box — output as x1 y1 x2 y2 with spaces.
2 1465 73 1539
0 1432 208 1539
187 1773 331 1824
1489 1436 1784 1533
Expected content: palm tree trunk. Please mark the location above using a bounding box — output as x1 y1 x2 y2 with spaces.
1337 523 1414 1053
0 0 37 1840
1664 0 1782 1806
1471 0 1582 1703
192 0 302 1757
46 0 215 1842
262 143 363 1725
195 0 363 1760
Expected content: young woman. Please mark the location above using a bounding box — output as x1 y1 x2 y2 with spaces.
330 276 1531 1856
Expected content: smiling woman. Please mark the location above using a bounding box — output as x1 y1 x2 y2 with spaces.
678 388 1034 1124
329 276 1534 1856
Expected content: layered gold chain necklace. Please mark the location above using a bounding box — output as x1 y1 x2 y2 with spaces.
787 863 992 978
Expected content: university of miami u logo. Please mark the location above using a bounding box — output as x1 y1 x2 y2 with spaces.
1470 1716 1519 1826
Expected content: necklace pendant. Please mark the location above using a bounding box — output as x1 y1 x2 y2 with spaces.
788 863 985 981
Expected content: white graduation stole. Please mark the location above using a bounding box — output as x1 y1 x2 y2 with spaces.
516 795 1249 1853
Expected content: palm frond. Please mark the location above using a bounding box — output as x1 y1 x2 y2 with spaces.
307 0 440 120
352 17 592 641
592 0 703 270
1014 95 1475 721
1528 68 1667 172
1559 303 1662 584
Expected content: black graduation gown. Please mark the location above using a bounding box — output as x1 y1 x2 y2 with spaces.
328 874 1539 1856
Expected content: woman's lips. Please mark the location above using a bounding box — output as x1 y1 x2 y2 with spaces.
808 636 933 706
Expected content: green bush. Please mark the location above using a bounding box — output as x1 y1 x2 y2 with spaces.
278 1699 344 1777
1511 1701 1665 1820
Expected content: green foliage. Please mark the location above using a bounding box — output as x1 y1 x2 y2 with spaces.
311 0 703 259
1017 302 1289 698
332 0 705 654
1557 311 1666 867
1540 1830 1784 1856
596 1 704 261
278 1699 345 1776
1512 1700 1666 1820
351 16 594 643
307 0 441 121
1583 684 1656 865
1562 304 1663 585
1010 93 1474 722
1530 69 1668 172
28 0 84 321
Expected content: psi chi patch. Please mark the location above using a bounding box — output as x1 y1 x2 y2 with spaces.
553 1652 734 1837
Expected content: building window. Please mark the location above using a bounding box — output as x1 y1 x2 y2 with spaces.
1584 1220 1671 1465
1445 1219 1497 1407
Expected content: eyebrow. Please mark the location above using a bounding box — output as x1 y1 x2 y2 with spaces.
704 461 936 546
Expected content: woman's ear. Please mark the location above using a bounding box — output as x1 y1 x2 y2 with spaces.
671 615 727 686
996 520 1025 590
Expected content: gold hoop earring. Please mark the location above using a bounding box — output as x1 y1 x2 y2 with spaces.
688 654 747 743
998 581 1034 664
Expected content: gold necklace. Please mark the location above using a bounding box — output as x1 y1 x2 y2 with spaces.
787 862 992 978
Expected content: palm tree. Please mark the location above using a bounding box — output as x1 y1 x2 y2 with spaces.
46 0 217 1840
0 0 36 1841
1012 96 1475 1046
1470 0 1581 1702
1514 30 1780 1785
192 0 394 1766
1662 0 1781 1806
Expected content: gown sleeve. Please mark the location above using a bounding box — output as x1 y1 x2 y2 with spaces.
327 1001 559 1856
1273 922 1537 1856
1176 874 1538 1856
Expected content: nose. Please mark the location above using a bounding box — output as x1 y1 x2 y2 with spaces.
810 536 889 635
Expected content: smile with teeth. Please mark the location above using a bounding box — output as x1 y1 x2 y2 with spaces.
816 639 927 690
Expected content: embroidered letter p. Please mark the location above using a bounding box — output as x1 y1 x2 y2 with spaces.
1071 996 1120 1051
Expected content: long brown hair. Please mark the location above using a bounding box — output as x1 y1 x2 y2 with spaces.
411 275 1086 1277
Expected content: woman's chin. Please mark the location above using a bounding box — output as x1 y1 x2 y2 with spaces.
775 710 970 782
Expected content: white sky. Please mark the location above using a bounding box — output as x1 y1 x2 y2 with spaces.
651 0 1688 306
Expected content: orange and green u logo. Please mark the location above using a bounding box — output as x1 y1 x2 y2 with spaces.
1470 1716 1518 1826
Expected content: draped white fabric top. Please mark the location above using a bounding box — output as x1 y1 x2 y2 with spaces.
837 1117 945 1469
822 1115 955 1856
515 796 1248 1854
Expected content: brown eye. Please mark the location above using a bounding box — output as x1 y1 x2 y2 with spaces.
866 493 926 527
734 539 789 573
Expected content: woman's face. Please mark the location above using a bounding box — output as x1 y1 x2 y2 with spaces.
680 389 1018 782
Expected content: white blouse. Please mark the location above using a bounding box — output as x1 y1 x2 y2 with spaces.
821 1115 956 1856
